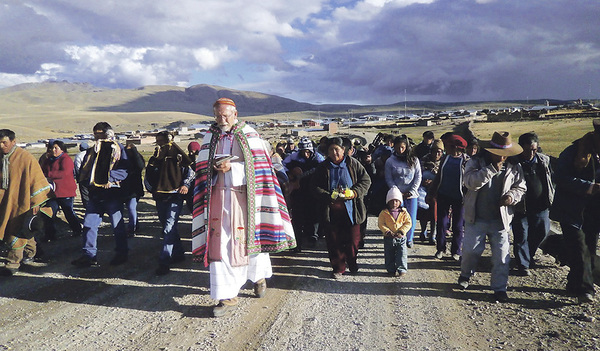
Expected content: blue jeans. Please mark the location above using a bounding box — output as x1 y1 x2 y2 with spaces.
461 219 510 292
156 198 184 265
384 236 408 273
124 197 139 233
82 198 128 258
511 209 550 269
404 197 418 243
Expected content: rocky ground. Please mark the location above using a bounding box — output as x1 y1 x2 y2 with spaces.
0 196 599 351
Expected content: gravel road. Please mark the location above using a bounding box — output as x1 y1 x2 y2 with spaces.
0 197 598 351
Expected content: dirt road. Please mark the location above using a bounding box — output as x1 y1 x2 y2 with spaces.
0 197 598 350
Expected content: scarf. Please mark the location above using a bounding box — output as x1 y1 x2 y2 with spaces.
191 122 296 266
1 145 17 189
329 158 355 224
79 140 121 186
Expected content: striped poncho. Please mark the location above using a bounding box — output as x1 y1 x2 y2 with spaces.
191 122 296 265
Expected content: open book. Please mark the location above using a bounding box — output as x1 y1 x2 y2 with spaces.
214 154 239 165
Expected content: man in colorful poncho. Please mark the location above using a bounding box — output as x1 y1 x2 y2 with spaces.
192 98 296 317
0 129 53 276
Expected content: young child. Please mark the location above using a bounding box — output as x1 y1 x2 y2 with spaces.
378 186 412 276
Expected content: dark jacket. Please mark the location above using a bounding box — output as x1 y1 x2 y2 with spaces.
510 152 554 214
311 156 371 225
550 141 600 228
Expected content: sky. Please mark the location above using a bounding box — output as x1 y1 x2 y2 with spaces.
0 0 599 105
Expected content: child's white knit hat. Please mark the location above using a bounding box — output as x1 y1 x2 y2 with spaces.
386 186 403 204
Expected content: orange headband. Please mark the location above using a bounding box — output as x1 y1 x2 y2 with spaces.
213 97 236 108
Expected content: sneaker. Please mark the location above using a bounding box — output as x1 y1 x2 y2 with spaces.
578 293 595 304
406 241 413 248
434 250 444 259
398 271 407 277
451 254 461 261
389 271 400 277
71 255 98 267
493 291 509 303
254 278 267 298
109 254 128 266
457 276 469 289
428 239 437 246
155 265 170 276
213 298 238 317
331 272 344 279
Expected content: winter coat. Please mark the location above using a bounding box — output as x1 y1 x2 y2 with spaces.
463 156 526 229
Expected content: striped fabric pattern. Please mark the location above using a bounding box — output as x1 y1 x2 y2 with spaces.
191 122 296 266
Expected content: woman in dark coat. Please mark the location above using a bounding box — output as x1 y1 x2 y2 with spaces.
311 137 371 279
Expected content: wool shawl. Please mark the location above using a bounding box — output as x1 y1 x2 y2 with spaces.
0 147 52 240
191 122 296 265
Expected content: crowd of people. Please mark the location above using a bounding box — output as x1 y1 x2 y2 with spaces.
1 98 599 317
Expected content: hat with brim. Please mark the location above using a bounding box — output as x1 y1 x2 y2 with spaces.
481 131 523 157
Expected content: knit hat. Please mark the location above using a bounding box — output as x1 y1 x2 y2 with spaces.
187 141 201 153
213 97 236 108
431 139 444 152
448 134 467 149
298 137 313 152
386 186 403 204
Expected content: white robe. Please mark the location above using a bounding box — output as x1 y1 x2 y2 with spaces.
209 132 272 300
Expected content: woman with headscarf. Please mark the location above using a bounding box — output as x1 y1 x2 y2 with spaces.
41 140 82 241
312 137 371 278
384 136 422 247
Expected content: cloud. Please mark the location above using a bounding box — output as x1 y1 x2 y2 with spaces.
0 0 598 104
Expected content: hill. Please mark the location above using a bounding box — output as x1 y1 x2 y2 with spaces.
0 80 563 142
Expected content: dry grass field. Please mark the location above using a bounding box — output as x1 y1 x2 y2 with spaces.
0 82 594 158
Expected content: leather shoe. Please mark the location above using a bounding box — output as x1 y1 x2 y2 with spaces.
493 291 509 303
578 293 595 304
213 298 238 317
254 278 267 298
71 255 98 267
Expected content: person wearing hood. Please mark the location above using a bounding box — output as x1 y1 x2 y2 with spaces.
378 186 412 277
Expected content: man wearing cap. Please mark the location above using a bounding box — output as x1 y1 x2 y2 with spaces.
458 131 526 303
510 132 554 277
427 134 469 260
192 98 296 317
550 120 600 304
0 129 53 276
283 137 325 250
